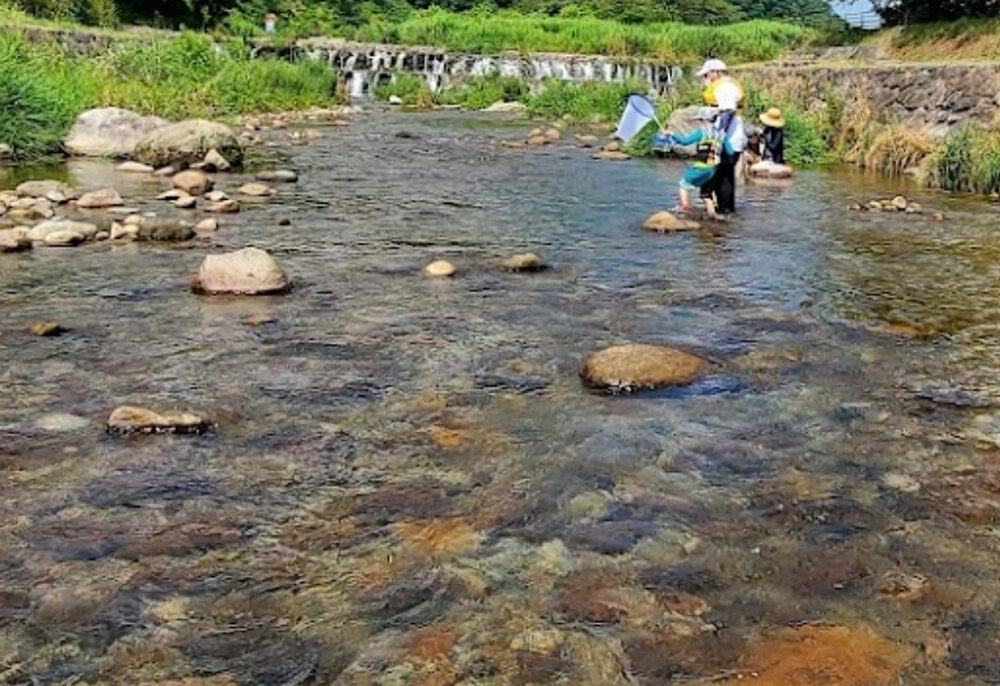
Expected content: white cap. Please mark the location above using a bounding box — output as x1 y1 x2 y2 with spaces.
696 58 728 77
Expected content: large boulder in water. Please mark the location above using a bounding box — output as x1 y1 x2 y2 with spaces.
66 108 168 158
192 247 290 295
665 106 703 157
133 120 244 169
581 343 707 391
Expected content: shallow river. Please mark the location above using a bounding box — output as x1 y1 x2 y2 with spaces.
4 111 1000 685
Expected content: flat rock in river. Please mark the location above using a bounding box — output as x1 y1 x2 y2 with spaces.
16 180 75 199
28 220 98 243
193 247 290 295
76 188 124 209
256 169 298 183
133 119 243 169
66 107 168 158
643 211 700 232
501 253 547 272
107 405 210 435
581 343 707 391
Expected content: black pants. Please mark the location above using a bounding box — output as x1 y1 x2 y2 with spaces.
701 151 740 214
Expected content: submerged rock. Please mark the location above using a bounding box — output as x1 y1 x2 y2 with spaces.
501 253 547 272
107 405 210 435
136 218 195 242
256 169 298 183
16 180 74 199
425 260 457 278
43 230 85 247
593 150 631 161
172 170 213 196
76 187 124 209
238 182 275 197
643 211 700 232
117 161 155 173
193 247 291 295
66 107 168 158
29 321 67 337
581 343 707 391
133 119 243 169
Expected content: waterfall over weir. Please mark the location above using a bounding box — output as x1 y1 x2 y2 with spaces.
255 38 684 99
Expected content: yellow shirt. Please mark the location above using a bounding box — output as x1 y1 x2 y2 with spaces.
703 76 745 110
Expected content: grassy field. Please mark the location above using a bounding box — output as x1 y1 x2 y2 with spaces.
863 18 1000 62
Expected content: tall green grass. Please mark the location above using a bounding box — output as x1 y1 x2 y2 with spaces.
923 126 1000 195
0 30 334 160
356 9 815 62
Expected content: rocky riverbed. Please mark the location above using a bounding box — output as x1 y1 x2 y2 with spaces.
3 110 1000 685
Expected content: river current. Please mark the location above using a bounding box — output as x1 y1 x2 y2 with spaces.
3 111 1000 685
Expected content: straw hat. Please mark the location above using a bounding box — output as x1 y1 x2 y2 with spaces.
760 107 785 128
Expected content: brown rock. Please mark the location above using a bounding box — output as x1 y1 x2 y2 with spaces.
642 211 700 232
891 195 908 211
392 517 482 557
602 141 622 152
527 135 551 147
722 625 912 686
203 148 231 172
76 188 124 209
544 128 561 141
174 195 197 209
195 218 218 232
172 170 213 196
30 321 66 337
192 247 290 295
581 343 707 391
107 405 210 435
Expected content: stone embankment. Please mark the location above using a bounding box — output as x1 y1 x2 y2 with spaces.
738 61 1000 138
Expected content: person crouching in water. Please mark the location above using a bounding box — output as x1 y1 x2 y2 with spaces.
758 107 785 165
658 108 726 218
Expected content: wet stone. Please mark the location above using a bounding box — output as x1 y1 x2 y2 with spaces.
183 624 318 686
30 321 67 337
106 405 210 435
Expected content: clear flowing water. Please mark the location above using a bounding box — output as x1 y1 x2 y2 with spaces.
4 112 1000 685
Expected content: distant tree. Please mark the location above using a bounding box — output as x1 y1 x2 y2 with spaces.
731 0 838 26
870 0 999 22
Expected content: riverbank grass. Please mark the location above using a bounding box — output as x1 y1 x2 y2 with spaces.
0 31 335 160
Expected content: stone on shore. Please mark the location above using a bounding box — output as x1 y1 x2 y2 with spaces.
501 253 547 272
133 119 244 169
643 211 700 232
485 101 527 114
29 321 67 337
16 180 74 199
43 230 86 247
0 228 32 253
28 220 98 243
256 169 298 183
192 247 290 295
238 183 275 197
117 161 155 173
76 188 124 209
425 260 457 278
581 343 707 391
203 148 231 172
66 107 168 158
172 170 213 196
107 405 210 435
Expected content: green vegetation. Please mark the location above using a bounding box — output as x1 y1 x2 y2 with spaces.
4 0 838 32
871 0 996 24
922 126 1000 195
354 11 816 61
0 30 334 160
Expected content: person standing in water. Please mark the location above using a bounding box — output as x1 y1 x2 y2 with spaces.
697 59 746 215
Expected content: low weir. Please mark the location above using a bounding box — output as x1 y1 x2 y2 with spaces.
257 38 684 99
